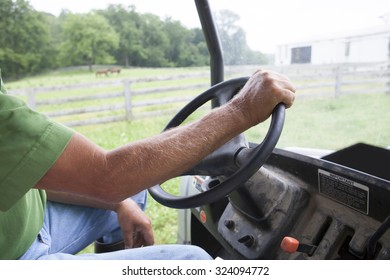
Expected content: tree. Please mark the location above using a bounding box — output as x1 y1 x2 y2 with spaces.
0 0 53 79
40 9 73 69
162 19 208 67
99 5 209 68
60 13 119 71
1 2 211 78
98 5 144 67
137 13 170 67
215 9 270 65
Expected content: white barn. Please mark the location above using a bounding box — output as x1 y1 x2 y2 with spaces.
275 25 390 65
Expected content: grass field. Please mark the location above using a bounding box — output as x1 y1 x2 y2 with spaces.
7 67 390 252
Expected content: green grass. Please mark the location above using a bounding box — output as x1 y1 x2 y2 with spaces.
244 93 390 151
4 66 209 90
279 93 389 149
7 67 390 253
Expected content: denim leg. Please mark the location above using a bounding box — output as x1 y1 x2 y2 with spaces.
38 245 213 260
20 191 147 259
20 190 212 260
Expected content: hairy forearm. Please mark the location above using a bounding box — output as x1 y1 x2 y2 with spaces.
37 101 245 203
105 102 246 200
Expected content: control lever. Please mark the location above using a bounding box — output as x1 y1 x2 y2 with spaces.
280 236 317 256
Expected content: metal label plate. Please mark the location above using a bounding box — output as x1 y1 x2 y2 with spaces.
318 169 369 214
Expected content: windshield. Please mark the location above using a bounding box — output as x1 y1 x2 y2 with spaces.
5 0 390 152
209 0 390 151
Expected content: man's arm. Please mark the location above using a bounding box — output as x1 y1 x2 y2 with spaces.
35 70 295 204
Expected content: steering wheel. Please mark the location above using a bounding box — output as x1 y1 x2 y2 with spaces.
148 77 285 209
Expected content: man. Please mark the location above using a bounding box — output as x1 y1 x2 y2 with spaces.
0 69 295 260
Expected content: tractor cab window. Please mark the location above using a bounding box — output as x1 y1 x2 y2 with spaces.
210 0 390 152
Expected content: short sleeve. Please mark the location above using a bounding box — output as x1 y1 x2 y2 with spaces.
0 92 74 211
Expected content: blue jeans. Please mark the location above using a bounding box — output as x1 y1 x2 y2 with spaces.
19 191 211 260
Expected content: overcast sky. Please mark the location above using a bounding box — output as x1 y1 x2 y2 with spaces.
28 0 390 53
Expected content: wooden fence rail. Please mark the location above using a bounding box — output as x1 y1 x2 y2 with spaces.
9 62 390 127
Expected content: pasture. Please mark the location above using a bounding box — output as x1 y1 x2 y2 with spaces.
6 65 390 252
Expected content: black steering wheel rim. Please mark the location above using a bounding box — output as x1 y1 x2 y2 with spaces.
148 77 285 209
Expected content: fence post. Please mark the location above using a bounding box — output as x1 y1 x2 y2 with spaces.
387 60 390 95
27 88 36 109
387 40 390 94
334 66 342 97
123 79 133 121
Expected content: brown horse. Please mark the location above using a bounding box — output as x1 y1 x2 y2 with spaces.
108 67 121 74
95 69 109 77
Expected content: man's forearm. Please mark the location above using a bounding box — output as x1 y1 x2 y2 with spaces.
104 101 246 200
37 101 245 203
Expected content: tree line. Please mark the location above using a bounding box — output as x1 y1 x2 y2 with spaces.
0 0 271 80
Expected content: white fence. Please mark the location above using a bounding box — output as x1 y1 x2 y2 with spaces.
244 61 390 98
9 62 390 127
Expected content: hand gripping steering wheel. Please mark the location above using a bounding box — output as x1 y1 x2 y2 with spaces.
148 77 285 209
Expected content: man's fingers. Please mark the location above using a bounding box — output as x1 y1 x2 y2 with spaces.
269 72 296 108
281 89 295 108
124 232 134 249
142 229 155 246
128 229 155 248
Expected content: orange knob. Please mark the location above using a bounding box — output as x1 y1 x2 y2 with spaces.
280 236 300 253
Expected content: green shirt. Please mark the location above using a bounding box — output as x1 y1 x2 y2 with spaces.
0 78 74 259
